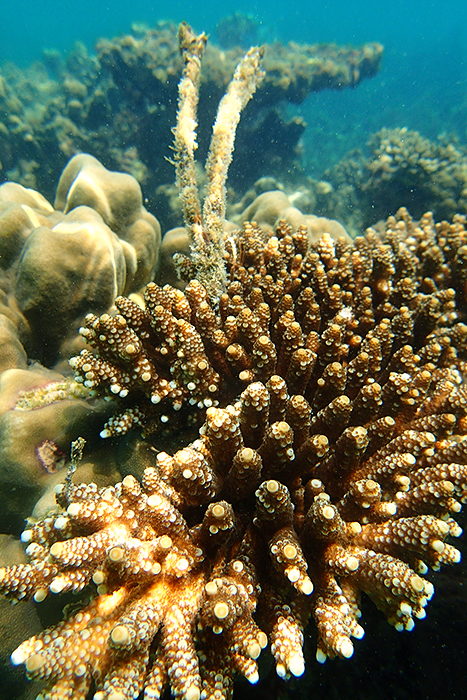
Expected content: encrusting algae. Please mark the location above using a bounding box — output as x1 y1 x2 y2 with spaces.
1 22 467 700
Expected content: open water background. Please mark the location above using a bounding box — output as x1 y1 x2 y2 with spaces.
1 0 466 174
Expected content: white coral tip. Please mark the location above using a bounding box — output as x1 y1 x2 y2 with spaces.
67 503 81 517
276 662 287 677
316 648 327 664
298 577 314 595
184 685 200 700
50 577 66 594
337 637 354 659
288 654 305 677
405 618 415 631
352 624 365 639
10 647 26 665
20 530 32 543
248 670 259 684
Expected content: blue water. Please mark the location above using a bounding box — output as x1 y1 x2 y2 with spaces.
2 0 466 64
1 0 466 176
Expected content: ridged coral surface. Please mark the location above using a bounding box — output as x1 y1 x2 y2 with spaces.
2 208 467 700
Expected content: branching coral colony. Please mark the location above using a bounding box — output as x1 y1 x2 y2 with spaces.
2 21 467 700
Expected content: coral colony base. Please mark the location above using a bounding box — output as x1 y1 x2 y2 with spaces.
1 22 467 700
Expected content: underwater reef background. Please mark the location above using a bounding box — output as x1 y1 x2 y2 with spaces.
0 3 466 700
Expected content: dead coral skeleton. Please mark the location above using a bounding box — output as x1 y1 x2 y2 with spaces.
173 21 264 305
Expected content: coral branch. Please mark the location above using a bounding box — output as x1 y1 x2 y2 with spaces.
4 207 467 699
174 22 206 239
174 23 264 304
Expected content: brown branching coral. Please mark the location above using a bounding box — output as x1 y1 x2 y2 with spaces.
70 208 467 441
3 207 467 699
69 25 264 436
69 283 224 438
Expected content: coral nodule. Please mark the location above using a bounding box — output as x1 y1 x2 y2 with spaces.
1 22 467 700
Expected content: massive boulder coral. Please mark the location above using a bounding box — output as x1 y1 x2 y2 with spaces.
0 365 98 529
2 208 467 699
0 155 160 527
54 154 161 291
239 189 350 240
0 154 160 363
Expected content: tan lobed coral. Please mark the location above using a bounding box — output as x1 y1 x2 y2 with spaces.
1 207 467 699
0 156 160 527
0 154 160 364
239 189 351 241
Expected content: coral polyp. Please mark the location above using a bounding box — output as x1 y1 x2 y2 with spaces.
2 207 467 700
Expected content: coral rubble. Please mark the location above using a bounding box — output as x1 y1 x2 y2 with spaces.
2 206 467 699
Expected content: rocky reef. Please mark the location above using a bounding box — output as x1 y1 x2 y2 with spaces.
315 127 467 235
0 22 382 209
0 21 466 700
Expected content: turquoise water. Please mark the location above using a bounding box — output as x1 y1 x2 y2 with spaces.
1 0 466 171
2 0 466 64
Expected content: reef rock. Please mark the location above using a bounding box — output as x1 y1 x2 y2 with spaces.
0 24 383 201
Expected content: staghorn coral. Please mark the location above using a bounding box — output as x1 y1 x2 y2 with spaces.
2 206 467 699
69 206 467 440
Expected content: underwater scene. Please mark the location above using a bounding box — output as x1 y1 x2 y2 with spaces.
0 1 466 699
